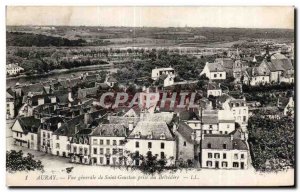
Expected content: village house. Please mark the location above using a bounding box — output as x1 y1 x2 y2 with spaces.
6 92 15 119
200 62 226 80
126 121 176 166
201 110 219 135
52 114 86 157
201 129 249 169
40 116 65 154
6 63 24 76
11 116 40 150
90 124 127 166
175 122 198 163
178 111 201 142
206 82 222 97
151 67 175 80
218 110 236 134
243 66 270 86
70 128 92 164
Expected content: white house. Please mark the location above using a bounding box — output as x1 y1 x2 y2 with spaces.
11 116 40 150
201 110 219 135
90 124 127 166
70 129 92 164
6 63 24 76
243 67 270 86
201 129 249 169
206 82 222 97
126 121 176 166
218 110 235 134
6 92 15 119
200 62 226 80
151 67 175 80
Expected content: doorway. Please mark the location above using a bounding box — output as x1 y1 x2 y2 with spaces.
215 161 219 169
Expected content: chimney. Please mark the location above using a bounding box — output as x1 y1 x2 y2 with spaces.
128 121 134 131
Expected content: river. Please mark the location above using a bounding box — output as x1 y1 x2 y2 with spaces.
6 64 118 88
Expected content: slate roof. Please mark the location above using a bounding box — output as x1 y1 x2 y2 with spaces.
41 116 65 132
179 111 200 121
177 122 194 143
207 82 221 90
202 134 248 150
16 116 40 134
128 121 175 141
109 116 140 127
53 114 86 136
6 92 14 99
207 62 225 72
91 124 126 137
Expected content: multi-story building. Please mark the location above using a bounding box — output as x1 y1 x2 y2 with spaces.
6 63 24 76
11 116 40 150
90 124 127 166
126 121 176 166
201 129 249 169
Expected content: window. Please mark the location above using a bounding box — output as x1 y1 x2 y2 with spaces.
233 162 239 168
119 140 123 145
206 161 212 167
209 130 212 134
223 153 227 159
113 140 117 146
220 74 222 77
93 158 97 164
243 116 246 122
227 124 230 129
84 148 88 155
161 152 165 159
100 148 103 155
73 147 77 153
113 148 118 155
148 142 152 148
183 141 187 146
135 141 139 148
161 142 165 149
47 133 50 138
106 148 110 154
214 153 220 159
208 153 212 158
100 157 103 164
214 74 217 78
209 125 213 129
100 140 103 145
204 130 207 134
56 143 60 149
79 147 83 154
106 140 110 145
223 144 227 149
222 162 228 167
241 154 245 159
234 154 238 160
225 131 228 134
93 139 98 145
220 131 223 134
93 148 97 155
207 143 211 149
113 157 117 165
56 135 59 140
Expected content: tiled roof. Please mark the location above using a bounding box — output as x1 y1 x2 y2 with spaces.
53 114 86 136
128 121 175 141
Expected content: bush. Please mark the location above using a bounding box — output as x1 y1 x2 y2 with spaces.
6 150 44 172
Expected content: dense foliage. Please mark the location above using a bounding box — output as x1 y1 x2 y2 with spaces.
7 32 86 47
248 115 294 172
6 150 44 172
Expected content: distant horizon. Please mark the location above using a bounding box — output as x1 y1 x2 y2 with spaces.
6 7 294 29
6 25 294 30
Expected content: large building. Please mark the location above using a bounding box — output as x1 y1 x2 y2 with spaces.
6 63 24 76
126 121 176 165
201 129 249 169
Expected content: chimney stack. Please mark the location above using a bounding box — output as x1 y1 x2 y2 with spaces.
128 121 134 131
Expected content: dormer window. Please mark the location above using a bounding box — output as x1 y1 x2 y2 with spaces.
160 133 166 140
207 143 212 149
147 131 153 139
135 132 141 139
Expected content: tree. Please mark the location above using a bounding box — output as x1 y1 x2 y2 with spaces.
6 150 44 172
248 115 294 172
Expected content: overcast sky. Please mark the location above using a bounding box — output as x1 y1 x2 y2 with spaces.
6 6 294 29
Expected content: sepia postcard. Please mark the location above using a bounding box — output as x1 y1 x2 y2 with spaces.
6 6 295 187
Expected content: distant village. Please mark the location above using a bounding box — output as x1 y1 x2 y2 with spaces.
6 42 294 170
